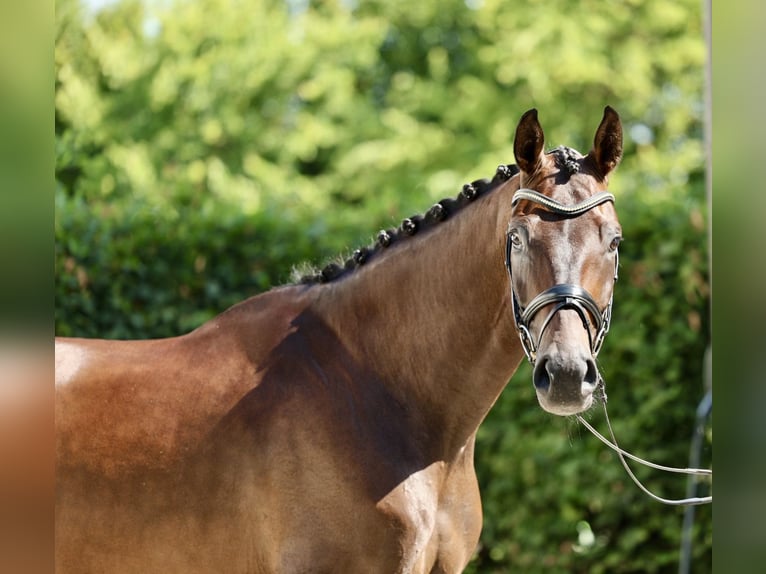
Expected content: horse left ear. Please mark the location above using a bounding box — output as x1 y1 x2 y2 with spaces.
590 106 623 179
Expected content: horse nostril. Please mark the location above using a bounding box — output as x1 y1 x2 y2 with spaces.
583 358 598 389
533 359 551 392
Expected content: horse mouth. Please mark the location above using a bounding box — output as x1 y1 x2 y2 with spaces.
535 387 595 416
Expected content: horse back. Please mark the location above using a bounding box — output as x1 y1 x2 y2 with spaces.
55 288 309 477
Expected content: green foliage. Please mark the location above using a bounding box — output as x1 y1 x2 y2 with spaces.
54 188 321 338
55 0 711 571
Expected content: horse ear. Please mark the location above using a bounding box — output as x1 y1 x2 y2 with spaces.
513 108 545 174
591 105 623 178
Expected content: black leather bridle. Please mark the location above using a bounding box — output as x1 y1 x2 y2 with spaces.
504 188 618 365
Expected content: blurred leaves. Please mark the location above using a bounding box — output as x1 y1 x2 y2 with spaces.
55 0 710 571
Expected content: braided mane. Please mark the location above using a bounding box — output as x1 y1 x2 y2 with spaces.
296 146 585 285
294 164 520 285
550 145 582 176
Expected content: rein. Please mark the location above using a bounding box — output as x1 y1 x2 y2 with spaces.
577 387 712 506
505 188 712 506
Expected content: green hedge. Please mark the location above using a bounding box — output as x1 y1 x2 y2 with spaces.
54 191 325 339
55 0 711 571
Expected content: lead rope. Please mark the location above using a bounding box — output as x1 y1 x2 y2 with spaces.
576 385 712 506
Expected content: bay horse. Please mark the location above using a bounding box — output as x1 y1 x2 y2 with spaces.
55 107 623 573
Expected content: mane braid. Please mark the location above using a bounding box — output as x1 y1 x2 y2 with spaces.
295 164 520 284
550 145 581 176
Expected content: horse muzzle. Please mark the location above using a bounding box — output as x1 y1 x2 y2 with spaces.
532 341 599 415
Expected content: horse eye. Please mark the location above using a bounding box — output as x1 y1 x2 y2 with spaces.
609 236 622 251
509 230 522 248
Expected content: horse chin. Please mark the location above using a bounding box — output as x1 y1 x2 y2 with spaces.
535 388 594 416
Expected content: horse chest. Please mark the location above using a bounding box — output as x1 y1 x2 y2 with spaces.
376 460 483 573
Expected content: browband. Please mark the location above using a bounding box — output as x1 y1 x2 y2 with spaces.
512 189 614 215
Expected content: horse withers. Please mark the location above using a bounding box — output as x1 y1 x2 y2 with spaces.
56 107 623 573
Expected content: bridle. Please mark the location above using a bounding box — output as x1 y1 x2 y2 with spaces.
504 188 617 366
503 186 712 506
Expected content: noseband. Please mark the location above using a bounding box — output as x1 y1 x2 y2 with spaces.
504 189 617 364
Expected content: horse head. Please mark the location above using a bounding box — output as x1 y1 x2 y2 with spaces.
507 107 623 415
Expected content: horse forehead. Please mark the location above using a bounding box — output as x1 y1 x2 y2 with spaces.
540 172 620 228
539 217 583 256
546 171 608 201
534 210 607 266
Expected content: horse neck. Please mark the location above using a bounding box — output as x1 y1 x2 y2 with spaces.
312 181 525 457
